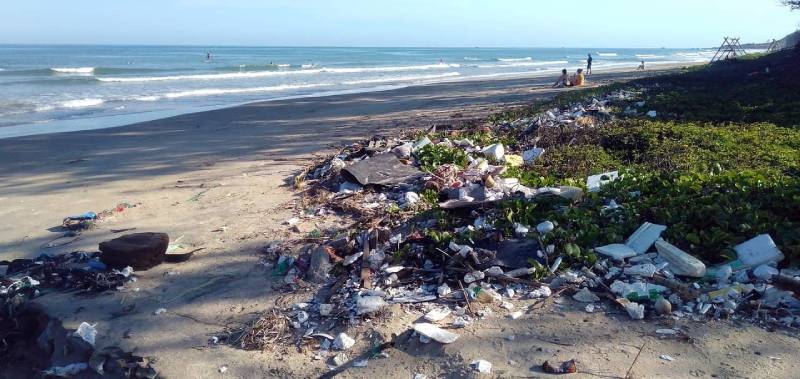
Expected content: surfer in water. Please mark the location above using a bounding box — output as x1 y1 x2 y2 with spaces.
206 52 212 61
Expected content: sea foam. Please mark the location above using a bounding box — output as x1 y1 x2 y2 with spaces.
51 67 95 74
60 98 104 108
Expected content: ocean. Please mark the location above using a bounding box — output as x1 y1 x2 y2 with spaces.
0 45 719 138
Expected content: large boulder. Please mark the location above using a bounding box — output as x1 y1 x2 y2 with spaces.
99 233 169 270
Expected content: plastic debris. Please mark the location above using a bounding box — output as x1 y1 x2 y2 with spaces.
73 322 97 346
536 221 555 235
586 171 619 192
625 222 667 255
595 244 637 261
572 288 600 303
734 234 785 268
655 239 706 277
423 308 452 322
523 147 545 163
44 363 89 377
356 295 387 315
333 333 355 350
624 263 658 278
659 354 674 362
470 359 492 373
413 323 459 344
482 143 505 161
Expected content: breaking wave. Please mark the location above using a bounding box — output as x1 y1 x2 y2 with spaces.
51 67 95 74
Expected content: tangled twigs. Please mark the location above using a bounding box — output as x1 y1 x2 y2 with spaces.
236 308 291 350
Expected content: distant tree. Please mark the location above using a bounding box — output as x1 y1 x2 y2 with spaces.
785 1 800 10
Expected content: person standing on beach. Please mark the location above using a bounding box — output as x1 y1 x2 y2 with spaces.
587 54 593 75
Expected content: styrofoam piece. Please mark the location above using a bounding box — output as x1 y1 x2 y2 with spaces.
625 222 667 255
655 239 706 277
595 244 637 261
413 323 459 344
586 171 619 192
523 147 545 162
734 234 785 267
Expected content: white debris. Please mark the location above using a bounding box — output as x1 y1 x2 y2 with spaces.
413 323 459 344
343 252 363 266
333 333 356 350
218 365 228 373
529 286 552 299
509 310 524 320
647 110 658 118
424 308 452 322
735 234 785 267
596 244 638 261
296 311 309 323
482 143 505 161
153 308 167 315
625 222 667 255
470 359 493 373
356 296 387 315
585 304 596 313
44 363 88 377
624 301 645 320
452 317 470 328
656 328 678 335
624 263 658 278
73 322 97 346
284 217 300 226
464 271 485 284
586 171 619 192
655 239 706 277
753 264 779 281
536 221 555 234
319 304 333 316
659 354 674 361
500 301 514 310
523 147 545 162
572 288 600 303
403 192 420 206
437 284 452 297
354 359 369 367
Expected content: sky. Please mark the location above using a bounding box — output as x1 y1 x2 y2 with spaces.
1 0 797 47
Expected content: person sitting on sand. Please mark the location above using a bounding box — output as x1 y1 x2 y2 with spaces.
637 60 645 70
571 68 585 86
553 69 570 87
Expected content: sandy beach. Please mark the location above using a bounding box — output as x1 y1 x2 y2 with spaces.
4 63 799 378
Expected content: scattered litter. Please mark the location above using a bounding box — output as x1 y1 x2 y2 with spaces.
659 354 674 362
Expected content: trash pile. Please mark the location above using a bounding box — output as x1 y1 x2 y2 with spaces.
0 302 156 378
0 231 187 377
254 87 800 369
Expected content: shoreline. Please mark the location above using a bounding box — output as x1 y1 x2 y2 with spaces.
0 61 699 140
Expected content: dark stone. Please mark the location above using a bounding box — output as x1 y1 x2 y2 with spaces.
306 245 333 284
99 233 169 270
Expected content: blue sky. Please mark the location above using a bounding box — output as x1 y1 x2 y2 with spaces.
1 0 797 47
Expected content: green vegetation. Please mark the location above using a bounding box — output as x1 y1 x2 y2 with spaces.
491 48 800 265
415 143 468 172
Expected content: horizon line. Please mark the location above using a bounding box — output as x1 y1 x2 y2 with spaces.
0 42 725 50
